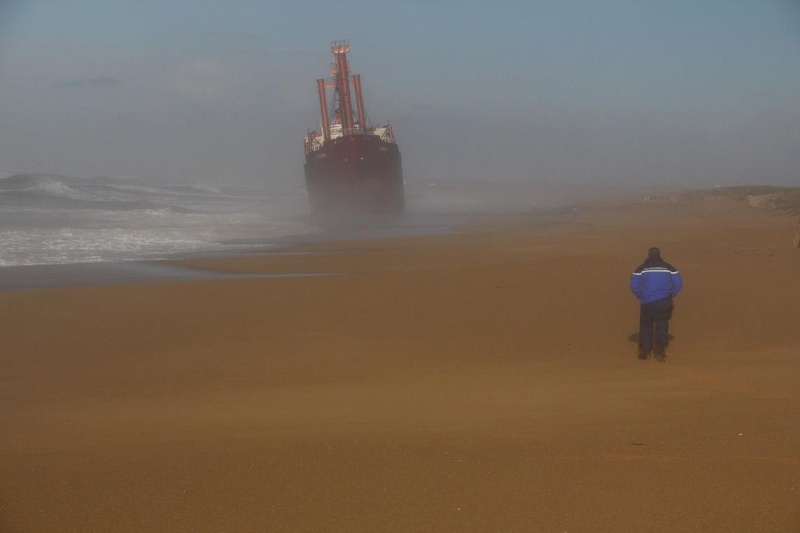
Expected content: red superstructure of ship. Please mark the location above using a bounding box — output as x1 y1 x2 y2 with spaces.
303 41 404 215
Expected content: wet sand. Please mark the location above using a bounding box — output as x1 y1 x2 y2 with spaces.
1 196 799 532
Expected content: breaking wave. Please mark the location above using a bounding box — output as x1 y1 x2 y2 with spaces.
0 173 239 212
0 173 315 266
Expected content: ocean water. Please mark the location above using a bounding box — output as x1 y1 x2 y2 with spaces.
0 173 316 267
0 172 569 269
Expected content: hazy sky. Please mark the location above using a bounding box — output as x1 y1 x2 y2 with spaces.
0 0 798 189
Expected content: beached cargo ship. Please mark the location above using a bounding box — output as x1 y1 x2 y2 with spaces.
303 41 404 215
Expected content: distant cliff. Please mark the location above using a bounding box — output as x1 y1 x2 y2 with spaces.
680 186 800 214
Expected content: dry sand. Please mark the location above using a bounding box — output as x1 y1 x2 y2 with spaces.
1 196 799 532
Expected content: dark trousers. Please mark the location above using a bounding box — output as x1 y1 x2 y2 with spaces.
639 298 674 352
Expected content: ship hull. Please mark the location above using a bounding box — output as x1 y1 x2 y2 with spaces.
304 134 404 215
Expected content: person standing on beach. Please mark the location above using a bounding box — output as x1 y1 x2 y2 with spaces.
630 247 683 361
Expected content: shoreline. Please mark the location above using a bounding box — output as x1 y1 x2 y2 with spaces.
0 208 571 290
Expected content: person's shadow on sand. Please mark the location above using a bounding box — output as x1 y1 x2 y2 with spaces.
627 333 675 343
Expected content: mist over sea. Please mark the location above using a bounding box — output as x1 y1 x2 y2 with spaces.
0 172 626 268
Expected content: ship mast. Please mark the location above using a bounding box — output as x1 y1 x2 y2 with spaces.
316 78 331 141
312 40 372 143
352 73 366 130
331 40 355 133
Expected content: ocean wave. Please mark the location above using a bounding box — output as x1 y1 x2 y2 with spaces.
0 173 315 266
0 173 245 212
0 174 100 201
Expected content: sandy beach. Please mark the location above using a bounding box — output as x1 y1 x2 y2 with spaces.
1 195 798 532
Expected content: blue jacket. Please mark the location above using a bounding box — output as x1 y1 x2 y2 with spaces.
630 256 682 304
